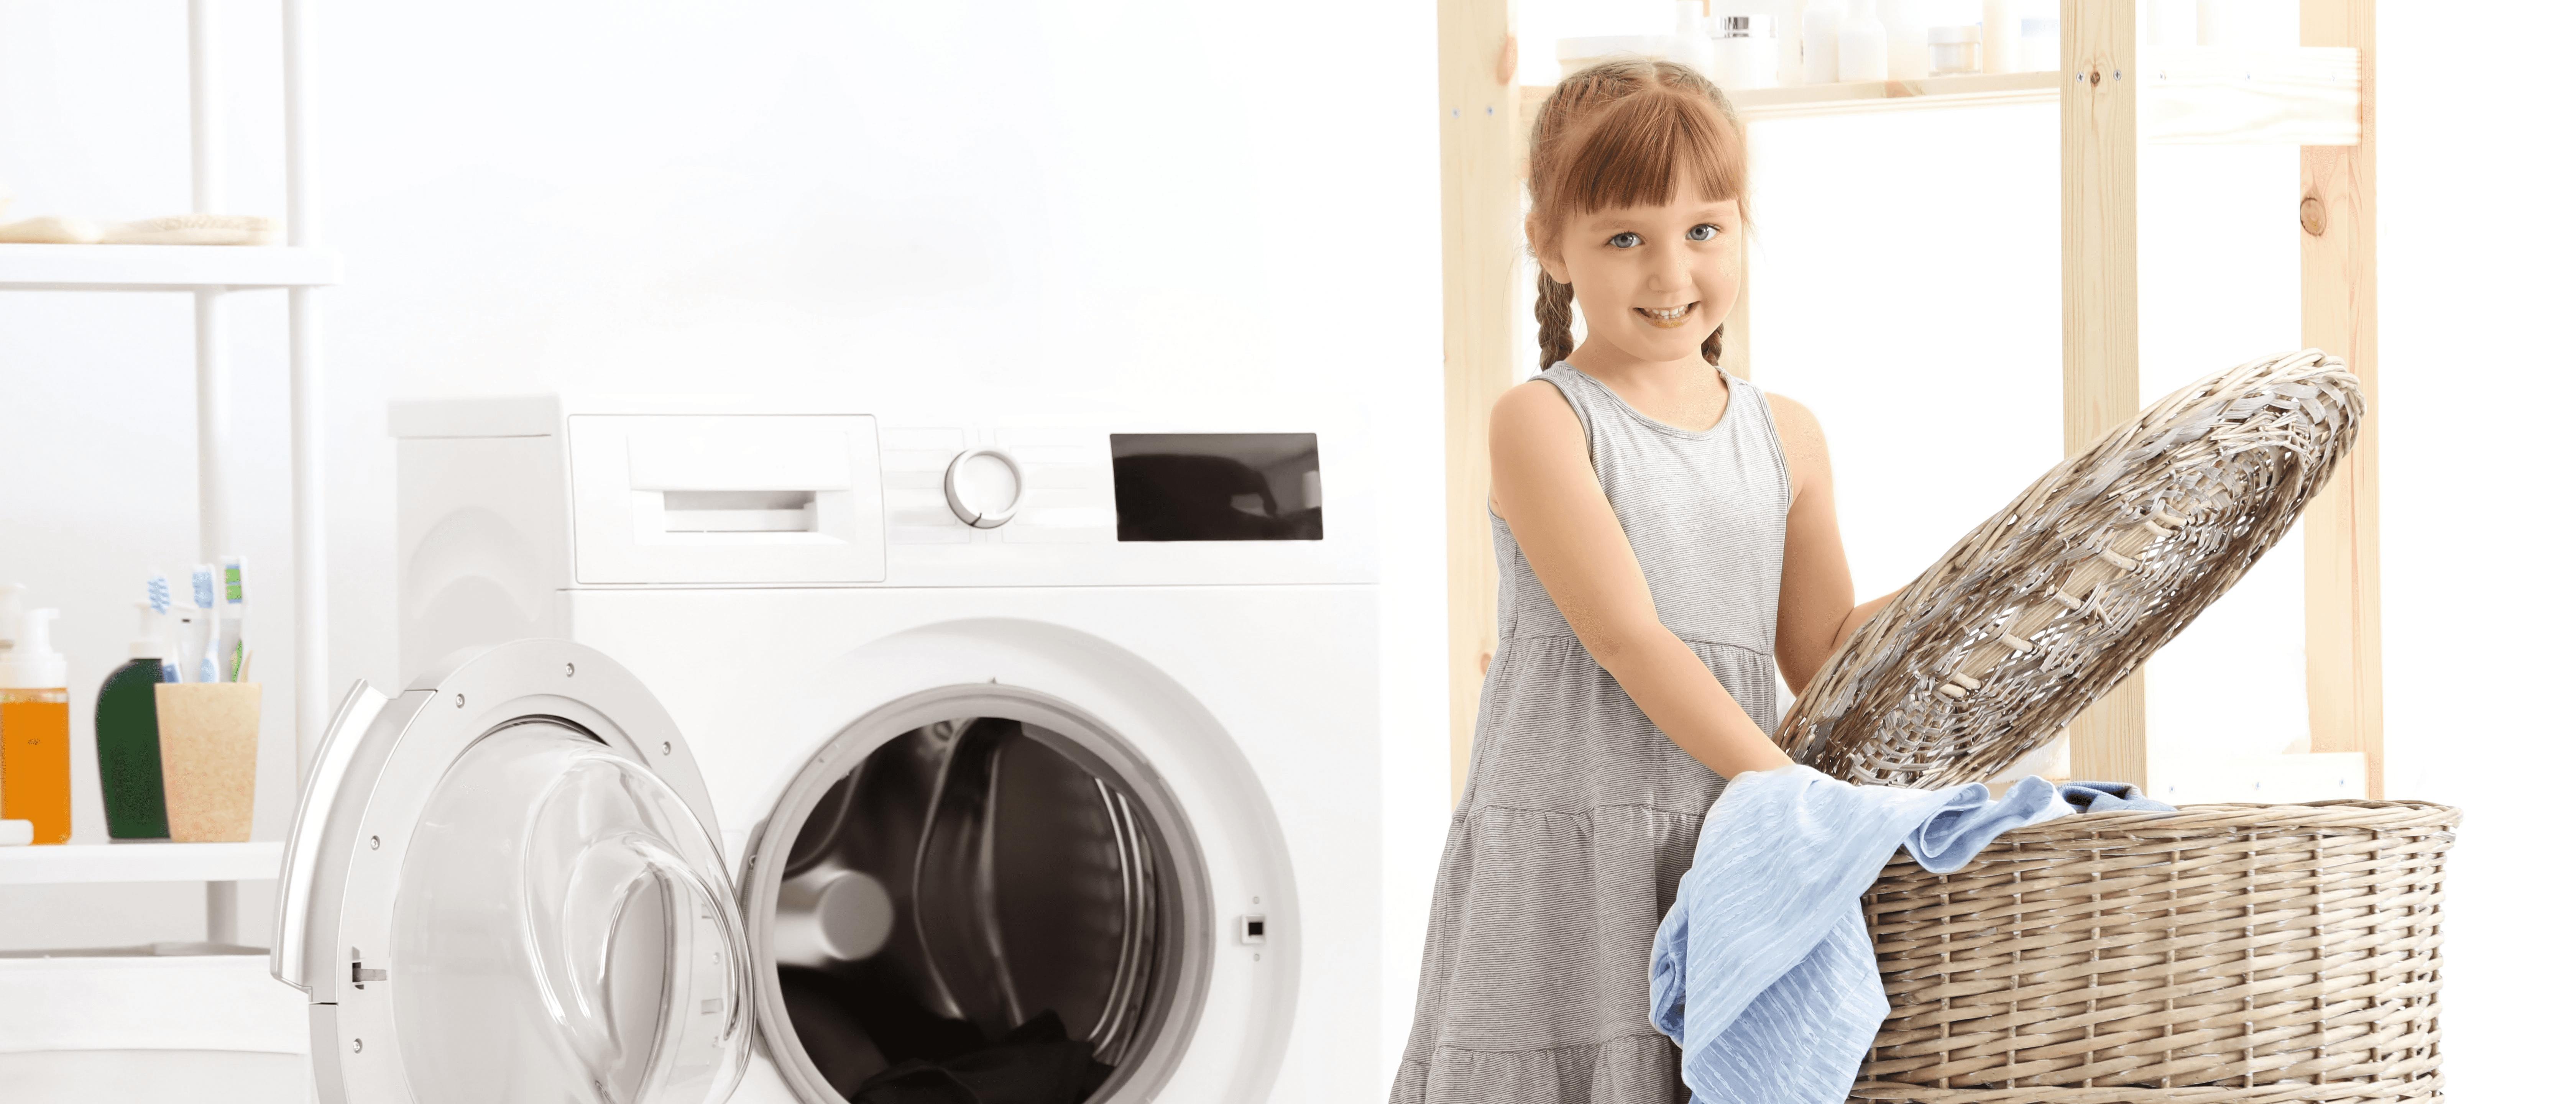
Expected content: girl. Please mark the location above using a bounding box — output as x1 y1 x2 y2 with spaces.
1392 60 1897 1103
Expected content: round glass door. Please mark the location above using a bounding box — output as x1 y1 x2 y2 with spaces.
389 720 753 1104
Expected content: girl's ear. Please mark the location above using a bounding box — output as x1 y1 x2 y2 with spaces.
1526 215 1572 284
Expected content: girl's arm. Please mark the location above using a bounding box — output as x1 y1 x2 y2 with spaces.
1489 381 1793 778
1768 394 1899 695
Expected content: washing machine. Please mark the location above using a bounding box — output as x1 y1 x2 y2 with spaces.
270 396 1382 1103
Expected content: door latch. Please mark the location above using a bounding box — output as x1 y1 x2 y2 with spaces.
350 947 388 988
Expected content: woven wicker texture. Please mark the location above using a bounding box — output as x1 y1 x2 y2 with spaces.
1848 801 2454 1104
1774 350 2363 788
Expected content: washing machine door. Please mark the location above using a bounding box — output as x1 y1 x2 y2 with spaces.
272 640 754 1104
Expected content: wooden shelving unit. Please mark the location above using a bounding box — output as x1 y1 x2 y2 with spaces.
1438 0 2382 799
1514 47 2356 133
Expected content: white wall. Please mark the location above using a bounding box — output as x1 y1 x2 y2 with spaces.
0 0 1449 1089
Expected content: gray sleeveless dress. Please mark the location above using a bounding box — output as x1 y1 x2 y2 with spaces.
1391 363 1792 1104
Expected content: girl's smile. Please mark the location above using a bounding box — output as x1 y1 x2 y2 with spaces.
1636 302 1697 327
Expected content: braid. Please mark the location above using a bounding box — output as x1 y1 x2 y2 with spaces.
1537 270 1577 371
1701 323 1723 367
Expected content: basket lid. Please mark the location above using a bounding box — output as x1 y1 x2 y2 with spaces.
1776 350 2363 789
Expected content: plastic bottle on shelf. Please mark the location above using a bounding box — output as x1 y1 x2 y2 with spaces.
1669 2 1717 80
0 607 72 845
1839 0 1889 82
1802 0 1845 84
96 601 172 840
1765 0 1807 85
1981 0 2019 74
1882 0 1929 80
1710 15 1783 89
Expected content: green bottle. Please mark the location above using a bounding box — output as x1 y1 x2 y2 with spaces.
95 601 170 839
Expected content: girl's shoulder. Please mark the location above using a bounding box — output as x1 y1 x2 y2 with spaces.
1492 374 1588 440
1753 388 1824 498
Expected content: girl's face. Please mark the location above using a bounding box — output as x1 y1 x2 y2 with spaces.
1538 184 1743 368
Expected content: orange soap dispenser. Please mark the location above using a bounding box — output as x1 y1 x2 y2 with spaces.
0 605 72 844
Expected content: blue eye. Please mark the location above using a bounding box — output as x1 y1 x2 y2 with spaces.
1688 223 1718 241
1608 231 1641 248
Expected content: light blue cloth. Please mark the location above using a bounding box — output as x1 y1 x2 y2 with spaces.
1646 766 2077 1104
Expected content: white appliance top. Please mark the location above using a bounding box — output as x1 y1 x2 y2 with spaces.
390 394 1378 589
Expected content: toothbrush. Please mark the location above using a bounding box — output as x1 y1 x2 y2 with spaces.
219 555 245 683
146 576 178 682
191 565 219 683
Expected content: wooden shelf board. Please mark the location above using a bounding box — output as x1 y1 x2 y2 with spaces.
1513 46 2357 143
1734 71 2062 119
0 841 283 885
0 244 342 290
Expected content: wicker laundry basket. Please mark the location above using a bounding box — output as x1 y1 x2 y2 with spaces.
1851 801 2456 1104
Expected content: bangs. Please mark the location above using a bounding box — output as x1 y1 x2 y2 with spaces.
1551 88 1745 217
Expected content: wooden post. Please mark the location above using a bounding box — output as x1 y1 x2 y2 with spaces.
2300 0 2382 797
2060 0 2149 788
1439 0 1521 801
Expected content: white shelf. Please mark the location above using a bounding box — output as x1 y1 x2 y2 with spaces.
0 244 341 290
0 842 283 886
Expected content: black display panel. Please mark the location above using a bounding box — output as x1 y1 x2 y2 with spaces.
1111 433 1323 541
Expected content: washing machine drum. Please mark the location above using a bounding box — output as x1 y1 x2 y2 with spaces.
765 717 1165 1100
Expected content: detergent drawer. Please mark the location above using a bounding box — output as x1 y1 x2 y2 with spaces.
568 415 887 584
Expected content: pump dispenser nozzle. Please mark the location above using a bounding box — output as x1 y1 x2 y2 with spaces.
0 609 66 688
129 602 165 659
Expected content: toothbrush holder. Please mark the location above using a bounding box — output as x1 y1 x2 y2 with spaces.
153 682 261 843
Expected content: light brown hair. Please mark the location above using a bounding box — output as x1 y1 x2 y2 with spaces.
1526 59 1750 369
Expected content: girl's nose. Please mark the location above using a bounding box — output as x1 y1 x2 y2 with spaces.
1646 244 1692 290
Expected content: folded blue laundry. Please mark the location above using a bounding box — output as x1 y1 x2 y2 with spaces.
1647 766 2080 1104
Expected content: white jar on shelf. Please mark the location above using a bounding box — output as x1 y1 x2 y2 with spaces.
1927 25 1980 77
1709 15 1782 90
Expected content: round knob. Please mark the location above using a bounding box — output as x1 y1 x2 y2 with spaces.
943 446 1026 529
